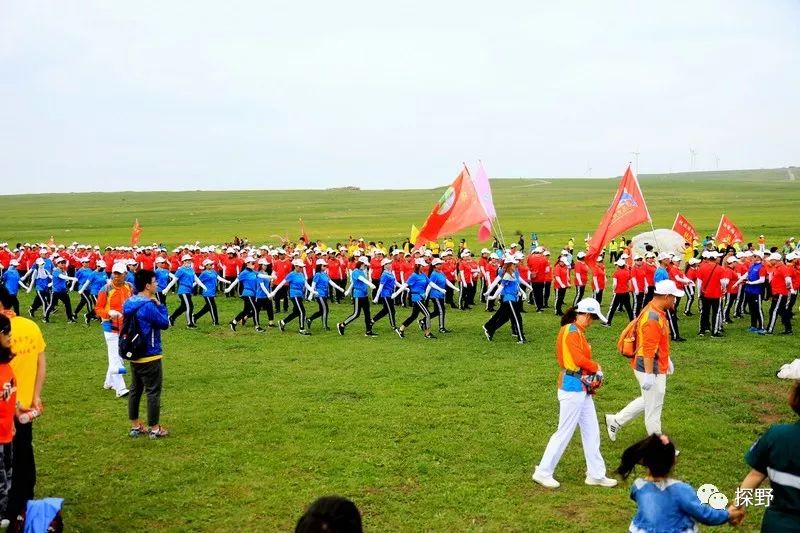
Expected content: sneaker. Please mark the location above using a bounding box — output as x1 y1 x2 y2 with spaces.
229 320 237 331
418 319 425 331
305 318 312 330
697 332 705 337
757 329 767 335
116 388 130 398
585 476 618 488
673 337 687 342
169 317 175 327
364 331 378 337
747 326 758 333
517 339 526 344
424 333 437 339
483 325 493 341
84 313 91 325
149 426 169 439
532 469 560 489
711 333 723 338
187 323 198 329
439 328 451 333
67 318 77 323
336 322 345 336
278 320 286 332
299 330 311 336
605 414 619 442
255 327 265 333
395 328 404 338
781 331 794 335
129 423 146 438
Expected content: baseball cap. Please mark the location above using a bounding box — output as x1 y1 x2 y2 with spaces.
654 279 685 297
244 256 256 264
503 257 518 264
181 254 193 262
768 252 782 261
657 252 672 261
96 260 106 268
111 262 127 274
576 252 586 259
316 259 328 266
9 259 19 266
726 256 737 264
291 259 305 267
414 258 427 266
381 258 393 266
615 259 626 266
576 298 607 323
533 246 544 253
357 256 369 265
202 259 215 266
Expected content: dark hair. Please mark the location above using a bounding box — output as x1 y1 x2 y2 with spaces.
0 286 14 311
0 314 10 335
790 381 800 417
560 306 579 326
414 264 421 274
315 264 323 273
0 314 12 363
616 434 676 480
295 496 362 533
134 269 155 292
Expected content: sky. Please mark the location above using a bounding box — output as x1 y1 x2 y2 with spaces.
1 1 798 194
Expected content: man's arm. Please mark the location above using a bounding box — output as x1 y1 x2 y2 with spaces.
33 351 46 411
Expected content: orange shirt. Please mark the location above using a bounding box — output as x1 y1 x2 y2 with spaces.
0 363 16 444
95 282 134 332
555 323 599 389
630 304 670 374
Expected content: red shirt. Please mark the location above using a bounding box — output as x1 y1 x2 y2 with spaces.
0 364 15 444
273 259 292 284
698 261 724 298
553 263 570 288
442 260 456 282
542 259 553 282
591 263 606 290
631 265 647 294
724 266 739 295
643 262 656 286
770 264 791 296
137 253 155 271
370 257 383 280
458 260 473 285
572 261 588 287
529 255 547 283
613 268 631 294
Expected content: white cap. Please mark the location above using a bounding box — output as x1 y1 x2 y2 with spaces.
257 258 269 265
543 250 551 256
202 259 215 266
460 250 471 258
181 254 193 262
726 256 738 264
533 246 544 253
503 257 518 265
424 250 433 257
743 251 753 257
645 252 656 258
480 248 490 254
753 251 765 258
9 259 19 266
559 256 570 264
735 252 744 259
575 252 585 259
431 258 444 266
615 259 626 266
353 250 362 257
514 251 524 260
654 279 685 297
768 252 782 261
657 252 672 262
442 250 452 257
316 259 328 266
619 253 630 259
415 258 427 266
391 249 401 256
688 258 701 265
786 252 797 261
357 256 370 265
35 258 45 266
155 257 166 264
111 262 127 274
244 256 256 264
381 258 393 266
509 243 519 249
291 259 305 267
96 260 106 268
576 297 607 323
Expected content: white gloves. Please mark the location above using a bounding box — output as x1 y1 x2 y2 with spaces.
641 373 656 391
667 359 675 375
108 310 122 319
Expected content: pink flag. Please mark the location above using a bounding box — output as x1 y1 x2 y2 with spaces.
471 161 496 241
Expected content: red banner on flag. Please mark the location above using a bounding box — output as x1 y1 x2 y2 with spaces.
714 214 743 245
131 219 142 246
585 165 651 265
415 167 489 246
672 213 699 244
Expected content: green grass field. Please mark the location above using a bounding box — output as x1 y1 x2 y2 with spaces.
6 168 799 531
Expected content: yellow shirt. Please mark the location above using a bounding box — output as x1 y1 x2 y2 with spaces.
443 239 454 250
8 315 45 409
430 241 440 255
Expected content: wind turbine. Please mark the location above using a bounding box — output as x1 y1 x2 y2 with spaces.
689 148 697 170
629 149 640 175
713 153 720 170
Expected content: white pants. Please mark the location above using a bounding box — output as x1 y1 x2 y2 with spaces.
614 371 667 435
536 389 606 479
103 331 127 393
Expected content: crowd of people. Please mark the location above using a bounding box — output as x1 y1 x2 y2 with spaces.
0 232 798 531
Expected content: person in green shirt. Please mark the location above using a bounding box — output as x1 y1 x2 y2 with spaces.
735 381 800 531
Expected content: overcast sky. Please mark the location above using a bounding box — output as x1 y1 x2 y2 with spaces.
1 1 797 194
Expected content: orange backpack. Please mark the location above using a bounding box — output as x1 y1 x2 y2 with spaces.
617 309 647 358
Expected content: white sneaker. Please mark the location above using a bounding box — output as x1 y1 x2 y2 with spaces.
116 388 130 398
532 468 560 489
605 414 619 442
585 476 618 488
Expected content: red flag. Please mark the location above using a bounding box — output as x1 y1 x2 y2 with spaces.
672 213 699 244
714 214 743 245
299 218 310 245
585 165 651 265
415 167 490 245
131 219 142 246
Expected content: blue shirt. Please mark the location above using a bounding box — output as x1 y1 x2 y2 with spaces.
745 262 765 295
90 270 108 296
378 271 396 298
312 272 331 298
406 272 429 303
237 269 257 297
285 271 306 298
654 266 670 283
174 266 195 295
629 478 729 532
256 272 271 299
75 267 93 292
122 295 170 356
51 267 68 293
351 269 370 298
428 271 446 299
125 271 135 287
34 267 50 291
500 273 520 302
2 268 20 295
155 268 171 292
199 270 218 297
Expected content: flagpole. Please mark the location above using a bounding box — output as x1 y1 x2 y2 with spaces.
630 164 661 251
715 214 724 244
474 160 507 249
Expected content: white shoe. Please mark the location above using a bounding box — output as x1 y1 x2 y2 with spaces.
532 468 560 489
605 414 619 442
116 388 130 398
103 384 114 390
585 476 618 488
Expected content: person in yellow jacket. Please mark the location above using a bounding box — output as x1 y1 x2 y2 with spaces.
609 240 619 262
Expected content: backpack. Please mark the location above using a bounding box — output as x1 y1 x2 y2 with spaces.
118 304 149 361
617 309 647 358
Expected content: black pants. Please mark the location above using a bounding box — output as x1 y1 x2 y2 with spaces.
458 283 473 309
788 293 797 319
234 296 259 328
224 276 237 297
428 298 447 331
593 289 604 305
170 294 195 326
743 292 762 330
193 296 219 325
532 282 545 310
256 297 274 323
633 292 646 316
74 291 96 319
446 285 457 308
484 300 525 342
275 285 289 312
724 293 737 322
7 421 34 523
342 296 371 331
308 297 330 328
572 285 586 307
331 279 345 303
543 283 551 307
607 293 633 326
609 251 618 263
6 294 19 317
128 359 163 427
666 307 681 340
699 296 721 334
45 291 73 320
554 287 568 315
683 285 695 315
283 297 307 328
767 294 791 334
372 296 397 329
643 286 655 306
402 300 430 330
29 289 50 316
735 286 747 317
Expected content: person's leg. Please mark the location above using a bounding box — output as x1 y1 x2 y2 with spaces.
62 292 75 320
234 297 249 323
169 296 187 325
622 294 633 320
320 298 330 328
643 374 667 435
386 298 396 329
767 295 783 333
341 298 361 327
104 331 127 393
209 297 219 325
612 372 647 428
509 301 525 342
401 303 420 329
247 297 261 328
7 422 34 523
435 299 446 330
0 442 11 519
712 298 723 334
372 299 389 324
308 298 324 324
417 301 431 331
606 295 618 326
781 298 793 332
535 390 582 477
362 298 372 331
142 360 163 428
699 296 711 333
283 298 301 324
128 362 144 422
194 297 211 322
578 395 607 480
297 298 307 331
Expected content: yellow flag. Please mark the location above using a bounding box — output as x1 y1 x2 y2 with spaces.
410 224 420 245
